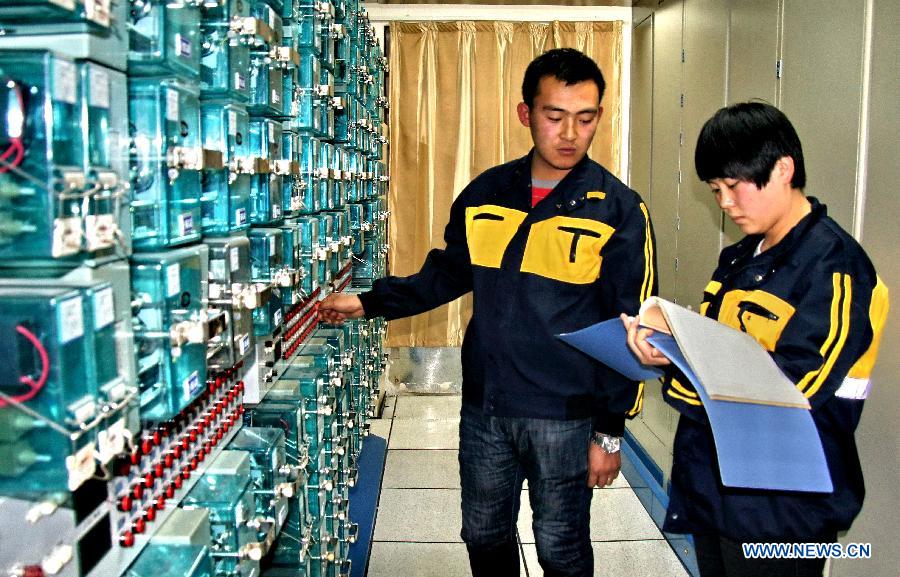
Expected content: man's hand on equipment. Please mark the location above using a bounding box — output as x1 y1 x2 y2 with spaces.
318 293 365 324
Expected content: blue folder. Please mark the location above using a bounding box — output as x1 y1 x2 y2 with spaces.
558 319 833 493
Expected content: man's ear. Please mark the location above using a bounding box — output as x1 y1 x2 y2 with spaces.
517 102 531 128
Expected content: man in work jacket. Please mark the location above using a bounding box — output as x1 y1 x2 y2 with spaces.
625 102 889 577
320 48 657 577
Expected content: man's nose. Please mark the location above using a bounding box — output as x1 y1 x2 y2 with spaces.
561 118 576 141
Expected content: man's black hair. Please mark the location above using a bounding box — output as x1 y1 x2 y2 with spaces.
695 101 806 189
521 48 605 108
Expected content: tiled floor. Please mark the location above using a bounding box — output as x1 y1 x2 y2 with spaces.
365 395 689 577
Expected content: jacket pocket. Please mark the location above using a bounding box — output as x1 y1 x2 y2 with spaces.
520 216 614 284
465 205 527 268
718 289 796 351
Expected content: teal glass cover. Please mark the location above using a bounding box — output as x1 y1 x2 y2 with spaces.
201 102 251 235
0 51 86 259
129 0 201 78
129 77 203 249
130 247 207 422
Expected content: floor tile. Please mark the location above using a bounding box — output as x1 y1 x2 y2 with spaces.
381 394 397 419
521 540 689 577
388 418 460 450
517 489 662 544
368 418 392 441
382 450 461 489
373 489 462 542
394 395 462 420
366 543 471 577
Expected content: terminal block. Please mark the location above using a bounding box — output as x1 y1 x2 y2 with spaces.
129 77 204 250
0 50 87 259
249 228 287 336
292 216 320 296
313 212 333 286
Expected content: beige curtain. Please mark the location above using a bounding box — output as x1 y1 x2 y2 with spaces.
386 20 623 347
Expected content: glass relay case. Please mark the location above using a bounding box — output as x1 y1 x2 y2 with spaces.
0 50 87 260
130 246 208 423
129 77 203 250
129 0 202 79
249 118 285 226
201 102 252 236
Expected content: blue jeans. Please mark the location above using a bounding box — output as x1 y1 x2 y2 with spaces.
459 404 594 577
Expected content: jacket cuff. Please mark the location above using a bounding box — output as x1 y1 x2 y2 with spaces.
357 290 384 320
592 412 626 437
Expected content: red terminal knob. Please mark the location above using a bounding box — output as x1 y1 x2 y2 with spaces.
189 429 198 442
154 463 165 478
143 472 155 488
120 531 135 548
156 495 166 510
132 483 143 500
141 438 153 455
182 466 191 479
196 421 205 435
164 454 174 468
166 484 176 499
238 405 245 415
223 421 231 433
216 430 224 441
21 565 46 577
152 430 161 445
197 449 206 462
180 437 190 450
145 505 156 522
119 495 133 512
190 457 199 470
174 475 184 489
173 445 183 459
134 518 146 534
130 450 141 466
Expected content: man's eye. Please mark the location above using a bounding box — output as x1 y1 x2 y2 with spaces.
547 116 562 122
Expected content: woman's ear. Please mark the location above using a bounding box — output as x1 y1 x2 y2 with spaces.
775 156 795 186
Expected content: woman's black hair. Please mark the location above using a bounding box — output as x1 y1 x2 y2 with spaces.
521 48 605 108
695 101 806 189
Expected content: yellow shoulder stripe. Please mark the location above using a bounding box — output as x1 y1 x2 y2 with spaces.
586 191 606 200
799 273 852 397
703 280 722 296
670 376 699 399
848 276 890 379
666 388 703 406
639 202 655 301
626 381 645 416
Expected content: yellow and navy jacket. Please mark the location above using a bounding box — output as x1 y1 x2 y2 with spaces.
359 152 657 435
663 197 889 541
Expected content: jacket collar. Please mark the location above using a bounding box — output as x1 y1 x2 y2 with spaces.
727 197 827 278
508 149 595 213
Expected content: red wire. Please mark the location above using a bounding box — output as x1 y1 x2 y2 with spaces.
0 325 50 408
0 139 23 174
0 81 26 174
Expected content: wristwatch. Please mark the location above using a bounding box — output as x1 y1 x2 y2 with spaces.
591 432 622 454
